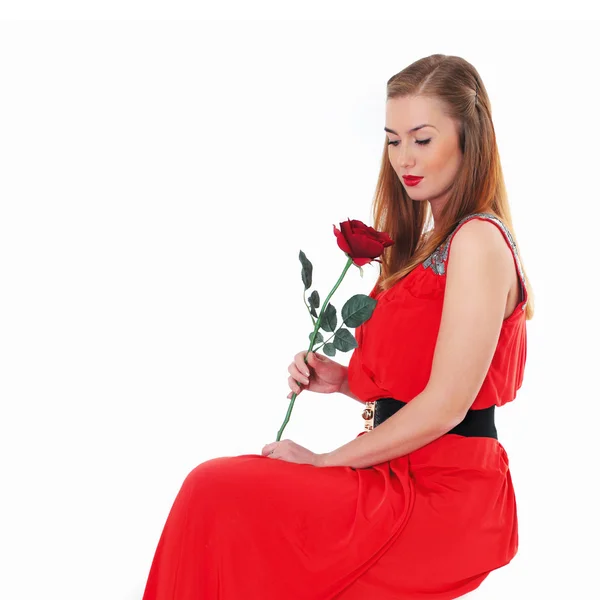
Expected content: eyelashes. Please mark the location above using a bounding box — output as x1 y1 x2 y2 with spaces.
387 139 431 146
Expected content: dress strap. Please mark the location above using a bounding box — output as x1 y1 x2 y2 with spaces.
423 212 528 307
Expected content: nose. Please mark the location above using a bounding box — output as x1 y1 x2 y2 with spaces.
396 145 415 170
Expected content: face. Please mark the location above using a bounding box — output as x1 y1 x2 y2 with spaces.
385 95 463 211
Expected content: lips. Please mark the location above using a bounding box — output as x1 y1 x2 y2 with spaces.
402 175 423 186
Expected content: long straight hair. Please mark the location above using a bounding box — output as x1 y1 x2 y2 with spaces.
372 54 534 320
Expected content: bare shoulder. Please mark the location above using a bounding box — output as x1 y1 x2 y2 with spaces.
447 216 515 277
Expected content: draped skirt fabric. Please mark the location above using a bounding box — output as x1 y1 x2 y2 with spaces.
142 432 518 600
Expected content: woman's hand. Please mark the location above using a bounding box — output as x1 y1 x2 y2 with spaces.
286 350 347 399
261 439 328 467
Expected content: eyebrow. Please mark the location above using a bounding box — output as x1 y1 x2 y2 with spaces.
384 124 436 135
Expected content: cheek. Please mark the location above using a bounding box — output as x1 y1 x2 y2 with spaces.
430 145 459 175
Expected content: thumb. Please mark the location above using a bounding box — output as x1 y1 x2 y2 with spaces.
309 351 324 362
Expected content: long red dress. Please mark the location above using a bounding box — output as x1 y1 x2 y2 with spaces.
142 212 528 599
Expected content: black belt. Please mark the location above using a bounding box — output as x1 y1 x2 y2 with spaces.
364 397 497 439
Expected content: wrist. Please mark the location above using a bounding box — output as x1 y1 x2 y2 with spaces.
338 366 350 394
316 452 331 468
338 366 362 402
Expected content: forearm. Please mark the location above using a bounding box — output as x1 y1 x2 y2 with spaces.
338 366 364 404
319 386 464 469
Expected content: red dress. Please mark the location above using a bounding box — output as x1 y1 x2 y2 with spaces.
142 212 528 600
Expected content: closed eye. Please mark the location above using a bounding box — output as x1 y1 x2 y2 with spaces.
387 139 431 146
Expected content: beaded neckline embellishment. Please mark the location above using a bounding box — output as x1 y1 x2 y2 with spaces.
422 212 527 309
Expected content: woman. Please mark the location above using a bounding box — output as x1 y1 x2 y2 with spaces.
142 53 533 599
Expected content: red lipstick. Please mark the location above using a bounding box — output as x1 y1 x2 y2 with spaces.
402 175 423 186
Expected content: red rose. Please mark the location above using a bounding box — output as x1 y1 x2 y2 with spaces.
276 218 388 441
333 219 394 266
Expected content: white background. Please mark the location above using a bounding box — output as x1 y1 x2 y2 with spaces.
1 7 598 600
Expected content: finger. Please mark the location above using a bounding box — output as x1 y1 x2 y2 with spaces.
287 376 303 395
262 443 274 456
295 354 311 378
294 368 310 385
288 364 309 385
308 351 325 363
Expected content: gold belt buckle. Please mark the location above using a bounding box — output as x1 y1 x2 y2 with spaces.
362 401 376 431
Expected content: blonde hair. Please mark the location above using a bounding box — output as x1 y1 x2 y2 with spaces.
372 54 534 320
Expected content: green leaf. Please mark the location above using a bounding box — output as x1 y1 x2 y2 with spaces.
333 328 358 352
309 305 318 318
341 294 377 328
309 330 324 345
299 250 313 290
323 343 336 357
308 290 320 309
319 302 337 333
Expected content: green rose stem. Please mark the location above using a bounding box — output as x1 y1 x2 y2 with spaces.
276 255 355 441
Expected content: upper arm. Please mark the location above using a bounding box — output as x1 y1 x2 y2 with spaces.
426 219 515 423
